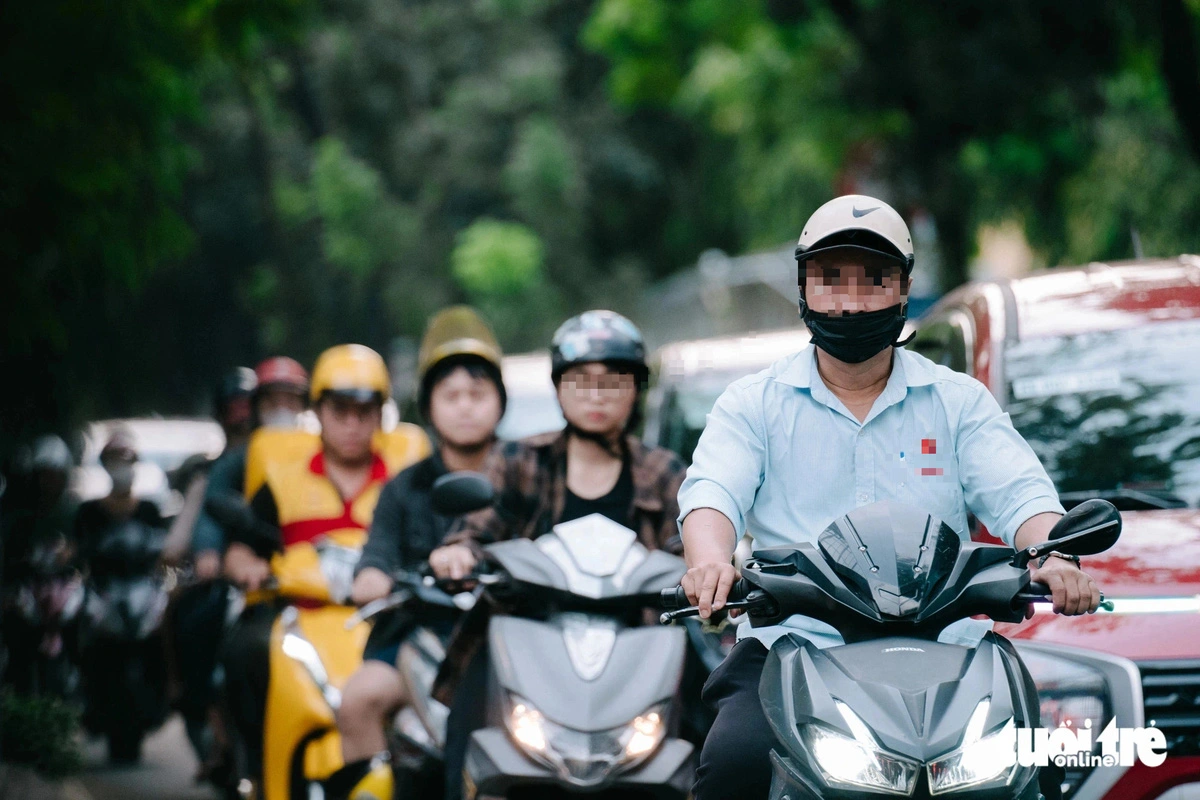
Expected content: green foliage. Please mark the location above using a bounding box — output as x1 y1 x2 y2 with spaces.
452 219 547 297
5 0 1200 446
1061 64 1200 263
0 690 83 778
584 0 1200 285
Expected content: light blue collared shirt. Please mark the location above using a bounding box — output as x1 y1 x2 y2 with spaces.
678 344 1064 649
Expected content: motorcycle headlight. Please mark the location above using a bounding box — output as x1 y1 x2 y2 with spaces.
505 694 668 786
802 700 920 796
928 700 1017 795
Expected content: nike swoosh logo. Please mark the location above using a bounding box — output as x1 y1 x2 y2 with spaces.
852 206 879 218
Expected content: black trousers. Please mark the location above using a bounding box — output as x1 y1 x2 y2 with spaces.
693 638 776 800
171 581 229 719
221 603 276 777
443 646 490 800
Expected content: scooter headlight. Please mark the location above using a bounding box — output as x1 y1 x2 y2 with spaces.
505 694 668 786
927 700 1018 795
803 700 920 796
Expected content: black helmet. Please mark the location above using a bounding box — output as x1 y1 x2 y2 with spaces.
215 366 257 431
216 367 257 409
550 310 648 387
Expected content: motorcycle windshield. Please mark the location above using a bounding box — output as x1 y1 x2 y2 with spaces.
537 514 648 599
816 502 962 618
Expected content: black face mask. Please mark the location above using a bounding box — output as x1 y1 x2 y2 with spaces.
802 303 911 364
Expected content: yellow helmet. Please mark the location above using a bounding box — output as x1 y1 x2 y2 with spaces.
416 306 505 415
310 344 391 404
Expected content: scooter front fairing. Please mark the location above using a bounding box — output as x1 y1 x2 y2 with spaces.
761 631 1040 800
464 514 695 798
257 529 371 800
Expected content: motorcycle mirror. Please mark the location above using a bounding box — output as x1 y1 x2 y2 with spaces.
1043 498 1122 555
1015 499 1121 567
431 472 494 516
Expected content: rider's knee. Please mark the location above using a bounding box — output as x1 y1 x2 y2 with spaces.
339 665 403 720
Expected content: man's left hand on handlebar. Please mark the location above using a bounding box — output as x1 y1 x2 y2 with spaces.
223 542 271 592
1029 556 1101 616
350 566 394 606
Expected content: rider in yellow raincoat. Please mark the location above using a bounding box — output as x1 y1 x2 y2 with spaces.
221 344 428 799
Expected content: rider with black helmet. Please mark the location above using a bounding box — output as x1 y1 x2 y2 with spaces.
428 310 688 800
171 361 309 783
191 360 310 570
214 367 258 450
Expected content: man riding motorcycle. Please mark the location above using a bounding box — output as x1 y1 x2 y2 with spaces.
192 359 310 576
676 194 1103 798
220 345 399 791
1 435 81 698
428 309 689 800
325 306 507 800
163 359 310 785
75 429 171 762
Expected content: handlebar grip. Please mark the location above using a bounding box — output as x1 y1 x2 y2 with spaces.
660 587 689 610
660 578 754 610
728 578 752 602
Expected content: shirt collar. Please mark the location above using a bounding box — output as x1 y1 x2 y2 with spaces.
774 345 938 390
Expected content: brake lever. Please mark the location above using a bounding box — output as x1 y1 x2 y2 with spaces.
345 588 414 628
659 593 774 625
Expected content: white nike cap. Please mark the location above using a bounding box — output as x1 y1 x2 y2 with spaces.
795 194 914 270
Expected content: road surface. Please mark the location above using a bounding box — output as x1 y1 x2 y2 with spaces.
78 715 218 800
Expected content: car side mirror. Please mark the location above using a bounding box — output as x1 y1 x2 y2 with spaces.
431 472 495 516
1013 498 1121 568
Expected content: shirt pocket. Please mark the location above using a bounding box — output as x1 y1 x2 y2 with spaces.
893 435 965 529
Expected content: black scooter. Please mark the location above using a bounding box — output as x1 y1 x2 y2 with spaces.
661 499 1121 800
80 517 171 763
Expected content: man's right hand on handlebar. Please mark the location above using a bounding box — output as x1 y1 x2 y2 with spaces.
429 544 477 581
223 542 271 592
682 561 741 620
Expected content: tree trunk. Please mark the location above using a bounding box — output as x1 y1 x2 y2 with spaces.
1160 0 1200 163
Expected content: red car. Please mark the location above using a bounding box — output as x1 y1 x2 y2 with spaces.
911 256 1200 800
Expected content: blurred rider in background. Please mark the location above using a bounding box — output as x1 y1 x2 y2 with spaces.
325 307 507 800
221 345 395 787
191 360 309 573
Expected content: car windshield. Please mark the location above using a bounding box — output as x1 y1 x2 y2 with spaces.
1005 318 1200 508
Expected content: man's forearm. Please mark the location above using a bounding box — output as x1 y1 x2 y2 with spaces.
1014 512 1064 552
681 508 737 567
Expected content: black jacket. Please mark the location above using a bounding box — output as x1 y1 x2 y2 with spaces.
355 451 452 577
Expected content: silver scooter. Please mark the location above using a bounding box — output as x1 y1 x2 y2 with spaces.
434 473 696 799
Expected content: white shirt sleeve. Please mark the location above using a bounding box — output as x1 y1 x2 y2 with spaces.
952 380 1065 546
676 379 768 538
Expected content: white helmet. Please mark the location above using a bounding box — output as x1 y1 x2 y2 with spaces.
795 194 914 274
